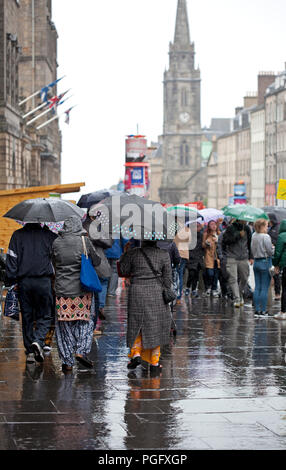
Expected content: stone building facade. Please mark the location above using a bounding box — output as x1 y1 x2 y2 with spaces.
208 71 279 209
159 0 202 204
250 105 265 208
0 0 61 191
265 69 286 206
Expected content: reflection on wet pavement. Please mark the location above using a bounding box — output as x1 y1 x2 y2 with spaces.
1 285 286 450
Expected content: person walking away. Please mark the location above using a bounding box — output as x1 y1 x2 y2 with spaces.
118 240 173 376
52 216 101 372
185 221 204 298
251 218 274 317
273 219 286 320
5 223 57 364
202 220 220 297
268 213 281 301
174 225 191 303
222 219 253 308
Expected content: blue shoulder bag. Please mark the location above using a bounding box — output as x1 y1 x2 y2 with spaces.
80 237 102 293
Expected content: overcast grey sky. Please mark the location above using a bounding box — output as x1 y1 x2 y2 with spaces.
52 0 286 199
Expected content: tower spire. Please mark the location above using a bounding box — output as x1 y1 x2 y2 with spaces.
174 0 190 45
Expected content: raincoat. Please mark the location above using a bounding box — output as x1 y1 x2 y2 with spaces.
273 220 286 268
52 216 101 297
118 245 172 350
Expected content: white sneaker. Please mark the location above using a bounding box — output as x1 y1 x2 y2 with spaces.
212 290 220 298
233 300 241 308
273 312 286 320
31 342 44 363
240 298 244 306
26 353 36 364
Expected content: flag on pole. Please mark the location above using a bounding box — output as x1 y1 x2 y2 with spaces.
36 105 76 130
64 106 76 125
19 76 65 106
23 89 70 119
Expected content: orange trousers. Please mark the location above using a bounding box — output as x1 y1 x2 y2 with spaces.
129 332 160 366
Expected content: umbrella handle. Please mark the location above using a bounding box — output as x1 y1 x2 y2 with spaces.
81 236 88 259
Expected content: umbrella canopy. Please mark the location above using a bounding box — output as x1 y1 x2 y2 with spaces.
262 206 286 223
166 205 199 220
89 194 179 241
222 204 269 222
3 198 85 223
199 208 224 223
77 189 122 209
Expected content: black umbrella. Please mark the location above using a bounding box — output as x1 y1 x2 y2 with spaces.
3 198 85 223
77 189 122 209
262 206 286 223
88 194 180 241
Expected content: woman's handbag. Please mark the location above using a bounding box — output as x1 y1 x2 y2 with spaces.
80 237 102 293
4 285 20 321
140 249 176 304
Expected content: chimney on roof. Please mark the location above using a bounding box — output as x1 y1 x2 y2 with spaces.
243 92 258 109
258 72 276 105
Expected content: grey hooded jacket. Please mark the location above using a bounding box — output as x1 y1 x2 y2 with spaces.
52 216 101 297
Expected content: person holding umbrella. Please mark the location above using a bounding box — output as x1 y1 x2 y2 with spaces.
118 239 173 376
52 216 101 372
5 223 57 364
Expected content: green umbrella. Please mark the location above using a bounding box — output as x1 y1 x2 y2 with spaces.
222 204 269 222
166 205 198 218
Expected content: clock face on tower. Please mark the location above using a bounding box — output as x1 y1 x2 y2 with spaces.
179 112 190 123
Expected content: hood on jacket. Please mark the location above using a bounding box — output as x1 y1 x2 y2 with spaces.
60 216 86 236
268 213 279 226
279 219 286 234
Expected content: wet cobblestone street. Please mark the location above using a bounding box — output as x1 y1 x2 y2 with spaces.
1 285 286 451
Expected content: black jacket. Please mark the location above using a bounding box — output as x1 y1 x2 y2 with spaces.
187 230 204 269
222 221 253 260
268 213 280 245
5 224 58 286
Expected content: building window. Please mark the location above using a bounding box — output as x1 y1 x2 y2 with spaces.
181 88 188 107
180 143 190 166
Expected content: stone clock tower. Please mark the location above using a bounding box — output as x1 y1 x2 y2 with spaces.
159 0 202 204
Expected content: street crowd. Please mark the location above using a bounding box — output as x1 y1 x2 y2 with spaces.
2 202 286 376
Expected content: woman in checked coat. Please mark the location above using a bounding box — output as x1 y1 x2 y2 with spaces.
118 240 173 375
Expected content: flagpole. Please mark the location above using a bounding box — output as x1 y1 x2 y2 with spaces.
23 101 47 119
26 94 71 126
36 113 61 130
23 89 70 119
26 107 54 126
36 105 77 130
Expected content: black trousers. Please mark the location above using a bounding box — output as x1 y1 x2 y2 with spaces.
18 276 54 354
273 273 281 296
281 269 286 313
187 263 202 291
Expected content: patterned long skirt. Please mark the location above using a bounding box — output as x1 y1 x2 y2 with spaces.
55 318 94 367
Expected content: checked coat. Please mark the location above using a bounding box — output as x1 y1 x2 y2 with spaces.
119 246 172 350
